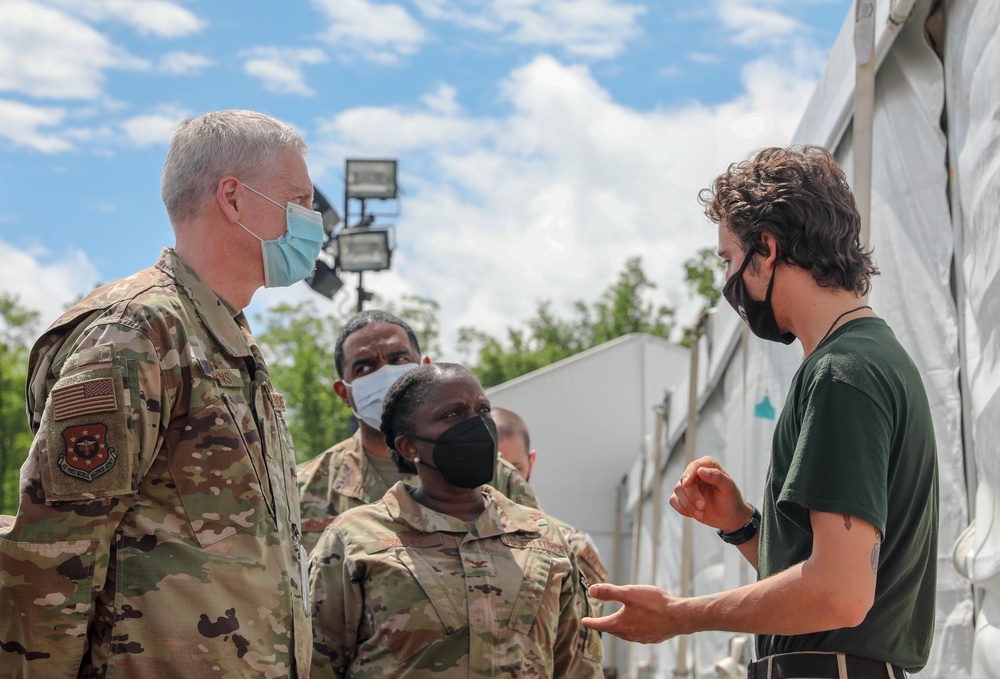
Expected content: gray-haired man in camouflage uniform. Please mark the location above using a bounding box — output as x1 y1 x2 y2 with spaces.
0 110 320 678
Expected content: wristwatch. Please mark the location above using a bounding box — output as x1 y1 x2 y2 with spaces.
717 505 761 545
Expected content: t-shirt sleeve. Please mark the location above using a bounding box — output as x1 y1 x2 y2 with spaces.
778 376 891 535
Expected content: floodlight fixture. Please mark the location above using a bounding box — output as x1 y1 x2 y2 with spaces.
345 159 398 200
305 258 344 299
337 229 392 272
312 187 342 236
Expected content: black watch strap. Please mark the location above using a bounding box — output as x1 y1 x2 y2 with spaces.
717 506 761 545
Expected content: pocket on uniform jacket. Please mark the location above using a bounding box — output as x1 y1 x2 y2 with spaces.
367 538 461 663
165 394 268 547
506 544 556 634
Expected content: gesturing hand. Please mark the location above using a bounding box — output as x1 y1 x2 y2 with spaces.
581 583 684 644
669 456 751 533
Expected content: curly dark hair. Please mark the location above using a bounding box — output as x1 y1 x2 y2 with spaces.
334 309 421 379
699 145 879 295
380 363 471 474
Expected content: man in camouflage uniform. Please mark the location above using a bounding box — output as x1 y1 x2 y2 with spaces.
0 110 316 678
492 407 610 588
297 310 539 554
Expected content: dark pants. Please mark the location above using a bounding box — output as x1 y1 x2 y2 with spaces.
747 652 906 679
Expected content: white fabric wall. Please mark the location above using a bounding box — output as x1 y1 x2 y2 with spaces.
829 1 974 673
944 0 1000 676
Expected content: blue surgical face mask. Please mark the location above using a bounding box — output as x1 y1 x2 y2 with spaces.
343 362 420 429
238 184 325 288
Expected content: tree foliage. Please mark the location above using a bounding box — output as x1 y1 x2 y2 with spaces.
458 256 673 387
255 301 352 464
0 294 40 513
376 293 442 357
680 245 726 344
459 251 723 387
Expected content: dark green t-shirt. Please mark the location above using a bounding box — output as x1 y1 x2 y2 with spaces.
756 318 938 672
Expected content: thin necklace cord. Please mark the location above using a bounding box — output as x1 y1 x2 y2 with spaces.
818 305 872 347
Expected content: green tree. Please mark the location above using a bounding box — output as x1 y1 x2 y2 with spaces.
0 294 40 513
459 256 676 388
255 301 352 463
377 293 442 358
680 245 726 344
590 256 675 345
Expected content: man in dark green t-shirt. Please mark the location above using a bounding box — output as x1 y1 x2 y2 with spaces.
583 145 938 678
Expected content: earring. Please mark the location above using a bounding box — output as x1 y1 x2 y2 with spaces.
414 456 421 464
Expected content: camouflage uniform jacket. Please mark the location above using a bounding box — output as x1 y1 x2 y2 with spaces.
297 431 540 554
309 483 603 679
0 248 310 678
551 516 609 586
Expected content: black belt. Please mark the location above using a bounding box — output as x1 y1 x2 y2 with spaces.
747 653 905 679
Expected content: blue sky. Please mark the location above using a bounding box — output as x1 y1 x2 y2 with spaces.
0 0 851 358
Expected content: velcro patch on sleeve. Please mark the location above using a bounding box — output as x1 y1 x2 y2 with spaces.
51 377 117 420
578 544 609 582
42 366 135 501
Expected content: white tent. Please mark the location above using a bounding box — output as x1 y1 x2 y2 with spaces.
614 0 1000 676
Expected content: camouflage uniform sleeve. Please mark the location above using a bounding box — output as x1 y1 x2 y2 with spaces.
494 457 541 509
309 526 361 679
0 321 167 676
297 452 337 556
552 531 605 678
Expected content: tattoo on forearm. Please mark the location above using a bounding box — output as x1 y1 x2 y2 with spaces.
871 528 882 574
843 514 852 531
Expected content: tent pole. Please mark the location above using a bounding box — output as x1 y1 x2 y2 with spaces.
854 0 877 269
675 313 708 676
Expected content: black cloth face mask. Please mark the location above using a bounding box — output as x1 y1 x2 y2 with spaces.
408 416 499 489
723 250 796 345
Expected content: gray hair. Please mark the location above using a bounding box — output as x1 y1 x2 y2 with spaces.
161 109 308 225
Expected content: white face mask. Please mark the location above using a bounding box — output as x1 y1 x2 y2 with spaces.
343 362 420 429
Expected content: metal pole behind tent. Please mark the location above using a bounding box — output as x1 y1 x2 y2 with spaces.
675 315 706 676
854 0 877 258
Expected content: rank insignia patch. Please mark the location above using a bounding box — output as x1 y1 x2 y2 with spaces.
271 391 287 412
59 424 117 481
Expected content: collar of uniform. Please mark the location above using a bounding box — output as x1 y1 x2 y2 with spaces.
382 482 542 538
155 248 251 358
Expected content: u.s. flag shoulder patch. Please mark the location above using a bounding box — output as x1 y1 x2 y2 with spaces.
51 377 118 420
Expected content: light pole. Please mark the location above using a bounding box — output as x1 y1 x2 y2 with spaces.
306 159 399 310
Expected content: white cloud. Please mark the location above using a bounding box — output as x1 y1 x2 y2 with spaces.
241 47 329 96
715 0 803 47
45 0 205 38
0 1 148 100
120 106 189 147
309 53 815 357
312 0 426 64
0 242 103 333
494 0 646 59
158 52 214 76
688 51 722 65
414 0 645 59
0 99 71 152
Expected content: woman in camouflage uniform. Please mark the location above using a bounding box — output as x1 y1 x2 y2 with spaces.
309 363 603 678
